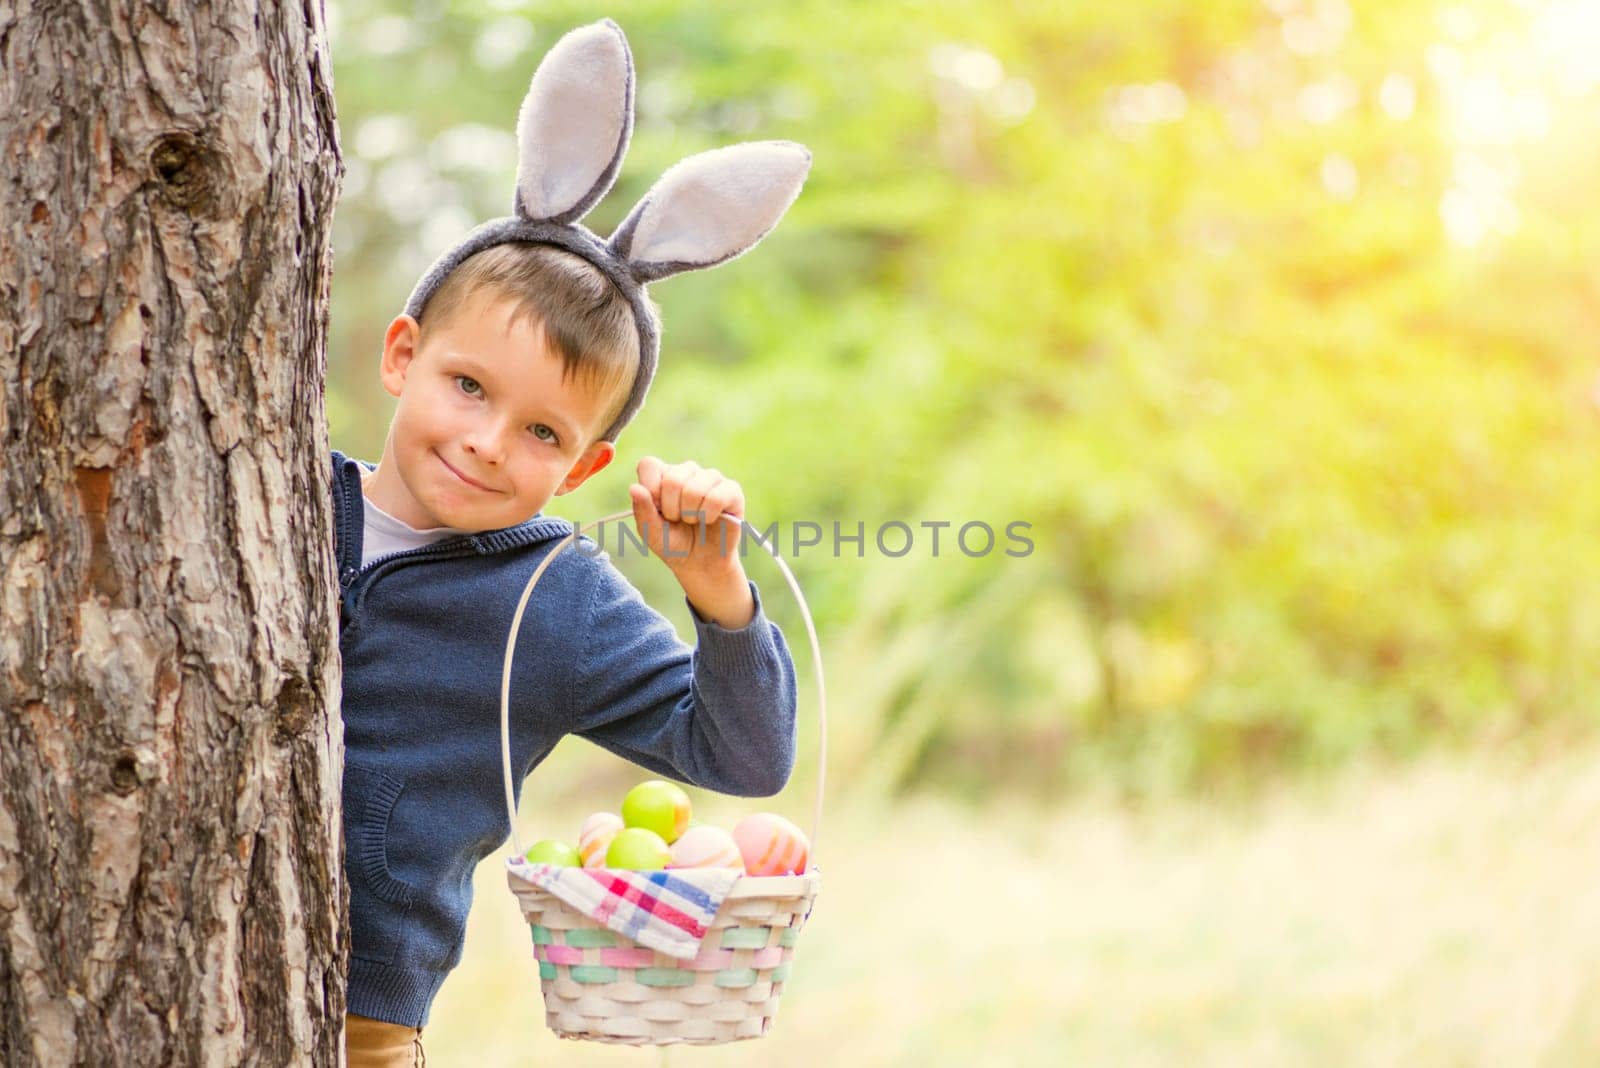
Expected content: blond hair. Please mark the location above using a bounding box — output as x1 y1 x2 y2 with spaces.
416 243 648 442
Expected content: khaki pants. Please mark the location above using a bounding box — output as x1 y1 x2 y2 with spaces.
345 1013 425 1068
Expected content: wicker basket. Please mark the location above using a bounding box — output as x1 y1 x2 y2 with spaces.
498 510 826 1046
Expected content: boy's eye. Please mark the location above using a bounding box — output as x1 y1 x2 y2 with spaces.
530 424 559 445
455 375 482 397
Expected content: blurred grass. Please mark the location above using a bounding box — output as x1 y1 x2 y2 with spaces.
424 738 1600 1065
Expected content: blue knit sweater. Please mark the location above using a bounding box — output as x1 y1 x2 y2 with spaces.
329 451 799 1026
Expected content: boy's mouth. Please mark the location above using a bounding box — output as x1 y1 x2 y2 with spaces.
436 450 499 493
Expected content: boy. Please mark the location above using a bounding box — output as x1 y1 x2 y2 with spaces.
330 19 811 1066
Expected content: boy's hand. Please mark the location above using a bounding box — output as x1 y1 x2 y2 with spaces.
630 457 755 629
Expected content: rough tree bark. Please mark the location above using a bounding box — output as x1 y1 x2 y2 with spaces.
0 2 346 1065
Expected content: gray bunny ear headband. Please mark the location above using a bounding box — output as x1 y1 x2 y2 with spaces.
403 18 812 442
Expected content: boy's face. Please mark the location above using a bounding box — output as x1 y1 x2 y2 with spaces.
366 291 618 532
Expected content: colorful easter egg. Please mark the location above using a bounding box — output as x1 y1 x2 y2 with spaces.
579 812 624 868
622 780 693 844
668 824 743 870
606 827 671 870
732 813 810 876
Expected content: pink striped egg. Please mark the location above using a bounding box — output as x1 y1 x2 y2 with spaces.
732 813 810 876
668 824 743 870
579 812 624 868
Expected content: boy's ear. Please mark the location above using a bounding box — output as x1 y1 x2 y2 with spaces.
380 315 422 398
556 440 615 496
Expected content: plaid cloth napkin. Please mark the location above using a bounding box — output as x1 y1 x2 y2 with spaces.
506 857 742 960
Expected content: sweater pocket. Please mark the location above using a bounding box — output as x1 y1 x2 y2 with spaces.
343 761 419 966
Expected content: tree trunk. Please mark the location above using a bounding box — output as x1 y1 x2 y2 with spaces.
0 2 345 1065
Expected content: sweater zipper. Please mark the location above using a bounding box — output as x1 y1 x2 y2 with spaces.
335 464 364 592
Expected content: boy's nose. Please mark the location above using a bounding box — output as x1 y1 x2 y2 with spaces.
463 423 510 464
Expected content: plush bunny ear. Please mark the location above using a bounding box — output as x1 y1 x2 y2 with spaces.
514 19 634 224
609 141 811 282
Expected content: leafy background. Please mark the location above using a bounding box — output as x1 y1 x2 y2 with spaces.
323 0 1600 1060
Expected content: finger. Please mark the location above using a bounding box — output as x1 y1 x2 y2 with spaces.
630 483 665 558
701 480 742 528
659 461 699 523
680 469 722 524
635 456 666 500
705 491 743 559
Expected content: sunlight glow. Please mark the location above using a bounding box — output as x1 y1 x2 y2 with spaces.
1431 0 1600 246
1529 0 1600 95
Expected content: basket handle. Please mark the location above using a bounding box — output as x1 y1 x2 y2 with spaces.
500 510 827 865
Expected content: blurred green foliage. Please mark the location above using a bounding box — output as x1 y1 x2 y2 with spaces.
325 0 1600 799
